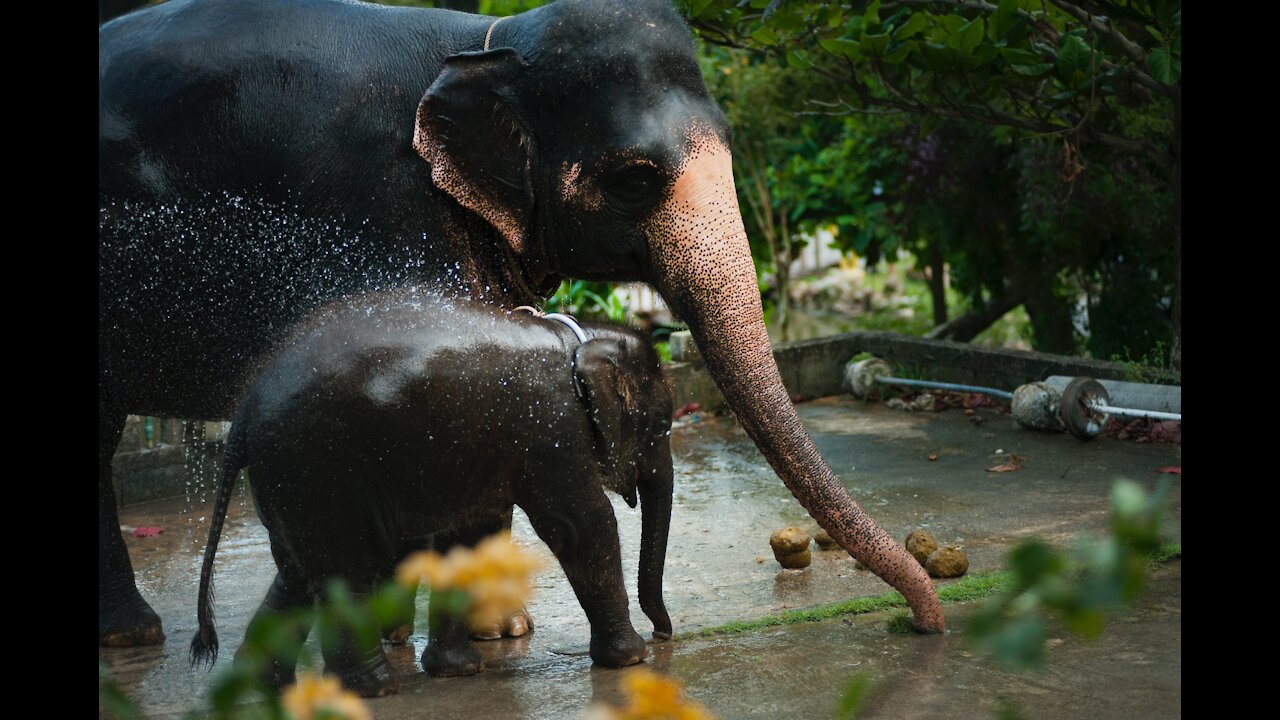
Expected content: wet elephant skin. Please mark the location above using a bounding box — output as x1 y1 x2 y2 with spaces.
189 288 675 696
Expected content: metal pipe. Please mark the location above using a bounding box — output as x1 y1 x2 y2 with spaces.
875 376 1014 401
1090 403 1182 422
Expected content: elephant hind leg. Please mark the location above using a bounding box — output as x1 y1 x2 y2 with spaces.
234 571 314 690
319 583 401 698
469 507 534 641
418 521 504 677
99 405 164 647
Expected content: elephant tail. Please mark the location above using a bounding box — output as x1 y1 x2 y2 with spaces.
190 413 249 669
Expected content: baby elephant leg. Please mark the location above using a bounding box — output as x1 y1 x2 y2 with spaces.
319 582 400 698
468 507 534 641
518 484 647 668
419 521 502 677
235 571 313 690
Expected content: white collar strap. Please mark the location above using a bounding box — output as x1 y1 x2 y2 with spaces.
511 306 590 345
542 312 589 344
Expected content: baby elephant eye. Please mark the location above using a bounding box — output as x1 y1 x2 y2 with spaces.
606 166 662 204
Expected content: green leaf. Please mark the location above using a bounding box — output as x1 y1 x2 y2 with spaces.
920 42 956 71
687 0 715 18
895 12 929 40
940 15 967 35
1008 541 1063 587
751 25 778 46
787 49 812 69
862 31 891 57
819 38 862 59
1056 34 1092 84
991 0 1019 40
952 18 986 51
1009 62 1053 77
863 0 882 27
1001 48 1042 65
1147 46 1178 84
883 41 914 64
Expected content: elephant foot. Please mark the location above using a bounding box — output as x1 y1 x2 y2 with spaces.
589 629 648 668
99 592 165 647
469 606 534 640
382 623 413 645
335 659 400 698
421 642 484 677
910 614 945 635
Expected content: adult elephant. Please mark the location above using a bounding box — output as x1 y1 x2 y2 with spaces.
98 0 943 647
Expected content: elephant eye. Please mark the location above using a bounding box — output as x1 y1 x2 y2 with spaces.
606 165 662 205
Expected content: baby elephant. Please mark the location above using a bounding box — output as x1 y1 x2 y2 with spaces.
190 288 674 697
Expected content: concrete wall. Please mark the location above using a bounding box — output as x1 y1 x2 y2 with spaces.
110 418 228 507
662 330 1176 412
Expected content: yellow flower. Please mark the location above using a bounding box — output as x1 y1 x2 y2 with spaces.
281 672 371 720
395 531 543 625
585 669 717 720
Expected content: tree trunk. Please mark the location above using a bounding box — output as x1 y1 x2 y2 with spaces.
1024 280 1077 354
927 240 948 325
927 285 1028 342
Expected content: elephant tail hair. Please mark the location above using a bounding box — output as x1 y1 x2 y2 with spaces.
190 414 250 669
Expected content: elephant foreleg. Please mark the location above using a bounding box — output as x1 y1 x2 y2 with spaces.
99 405 164 647
518 481 646 668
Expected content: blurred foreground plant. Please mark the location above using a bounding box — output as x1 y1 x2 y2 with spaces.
179 532 541 718
280 673 371 720
584 669 718 720
396 530 544 633
968 478 1171 668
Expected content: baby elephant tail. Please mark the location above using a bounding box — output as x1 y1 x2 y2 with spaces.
189 413 250 669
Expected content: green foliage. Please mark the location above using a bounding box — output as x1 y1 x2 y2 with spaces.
686 1 1179 360
1111 341 1179 385
885 611 915 634
545 279 629 323
967 479 1171 669
683 0 1180 130
195 580 415 719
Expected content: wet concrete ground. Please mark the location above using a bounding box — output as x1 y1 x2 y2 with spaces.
101 396 1181 719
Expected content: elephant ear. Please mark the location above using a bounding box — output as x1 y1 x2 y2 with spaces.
573 338 641 498
414 48 535 255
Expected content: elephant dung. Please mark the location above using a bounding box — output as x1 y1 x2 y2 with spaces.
770 527 812 569
905 529 939 566
925 547 969 578
813 528 840 550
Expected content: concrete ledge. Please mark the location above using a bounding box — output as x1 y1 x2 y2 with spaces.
665 330 1178 411
111 419 229 507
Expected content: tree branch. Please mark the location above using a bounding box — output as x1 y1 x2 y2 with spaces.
1045 0 1147 66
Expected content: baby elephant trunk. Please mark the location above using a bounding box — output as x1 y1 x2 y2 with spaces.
637 451 674 640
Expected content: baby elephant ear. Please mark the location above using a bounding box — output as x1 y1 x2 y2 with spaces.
573 338 640 475
414 48 535 255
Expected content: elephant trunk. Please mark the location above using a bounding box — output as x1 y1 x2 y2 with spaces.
638 451 674 640
647 134 944 632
